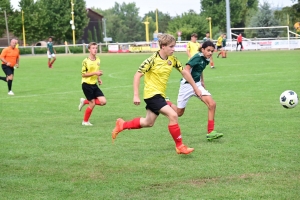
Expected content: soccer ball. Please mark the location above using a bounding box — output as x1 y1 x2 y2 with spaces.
279 90 298 109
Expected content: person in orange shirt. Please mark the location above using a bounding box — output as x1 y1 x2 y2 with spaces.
0 38 20 95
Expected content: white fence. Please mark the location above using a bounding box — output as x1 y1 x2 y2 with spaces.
1 38 299 55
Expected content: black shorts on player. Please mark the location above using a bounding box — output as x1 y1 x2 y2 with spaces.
82 82 104 101
144 94 168 115
2 64 14 76
217 45 222 51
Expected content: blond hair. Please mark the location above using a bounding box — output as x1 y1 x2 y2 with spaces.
158 34 176 49
88 42 97 49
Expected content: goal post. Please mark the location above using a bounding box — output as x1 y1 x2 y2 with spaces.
229 26 292 51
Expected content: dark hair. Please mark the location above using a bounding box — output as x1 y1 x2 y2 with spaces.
200 41 215 50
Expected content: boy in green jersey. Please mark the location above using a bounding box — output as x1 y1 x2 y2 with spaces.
47 36 56 68
202 32 215 68
176 41 223 141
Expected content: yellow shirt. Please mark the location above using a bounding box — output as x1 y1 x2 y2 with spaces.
216 36 223 46
81 56 100 84
138 51 183 99
187 41 200 58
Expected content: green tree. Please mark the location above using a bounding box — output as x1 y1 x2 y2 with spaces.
11 0 45 45
274 0 300 33
111 2 143 42
143 10 172 34
248 2 280 38
92 7 128 42
200 0 258 32
0 0 14 39
167 10 207 41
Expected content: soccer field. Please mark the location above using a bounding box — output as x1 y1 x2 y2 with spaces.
0 50 299 199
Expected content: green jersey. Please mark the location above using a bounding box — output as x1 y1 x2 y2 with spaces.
47 42 54 54
222 38 227 47
181 53 209 83
203 37 210 42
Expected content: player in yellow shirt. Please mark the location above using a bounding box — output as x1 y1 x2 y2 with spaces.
216 33 224 51
78 42 107 126
112 34 202 154
186 33 200 59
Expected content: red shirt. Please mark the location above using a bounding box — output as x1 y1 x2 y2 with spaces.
237 35 242 43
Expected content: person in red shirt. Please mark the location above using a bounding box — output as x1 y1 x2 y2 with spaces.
236 33 243 51
0 38 20 95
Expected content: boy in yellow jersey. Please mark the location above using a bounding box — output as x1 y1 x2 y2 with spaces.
112 34 201 154
186 33 200 59
216 33 224 52
78 42 107 126
217 34 227 58
202 32 215 68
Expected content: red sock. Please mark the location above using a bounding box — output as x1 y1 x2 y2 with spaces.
123 118 141 130
210 61 214 67
84 100 89 104
83 107 93 122
94 99 101 105
168 124 183 147
208 120 214 133
50 60 56 65
166 101 172 106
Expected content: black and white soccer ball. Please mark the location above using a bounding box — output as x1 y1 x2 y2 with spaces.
279 90 298 109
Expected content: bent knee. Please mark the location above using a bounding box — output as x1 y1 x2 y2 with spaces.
208 101 216 109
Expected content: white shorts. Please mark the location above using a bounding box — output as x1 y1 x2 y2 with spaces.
47 52 56 58
177 81 211 109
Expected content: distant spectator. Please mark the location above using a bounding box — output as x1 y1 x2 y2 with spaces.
236 33 243 51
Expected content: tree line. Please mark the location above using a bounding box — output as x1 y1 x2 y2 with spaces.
0 0 299 45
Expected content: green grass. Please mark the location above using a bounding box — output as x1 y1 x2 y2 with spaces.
0 50 299 199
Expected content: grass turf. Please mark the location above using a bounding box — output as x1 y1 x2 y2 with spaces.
0 50 299 199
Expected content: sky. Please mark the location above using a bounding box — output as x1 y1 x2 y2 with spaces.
10 0 295 16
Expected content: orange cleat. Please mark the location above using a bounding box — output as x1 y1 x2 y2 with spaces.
175 144 194 154
112 118 125 142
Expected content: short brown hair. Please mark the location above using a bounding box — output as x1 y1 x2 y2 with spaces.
158 34 176 49
88 42 97 49
191 33 198 37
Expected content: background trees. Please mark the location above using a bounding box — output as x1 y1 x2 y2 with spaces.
0 0 14 38
1 0 300 44
248 2 280 38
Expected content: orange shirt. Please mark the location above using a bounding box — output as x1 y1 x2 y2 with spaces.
0 46 20 67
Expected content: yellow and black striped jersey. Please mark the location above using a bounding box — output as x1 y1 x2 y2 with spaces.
81 56 100 84
138 51 183 99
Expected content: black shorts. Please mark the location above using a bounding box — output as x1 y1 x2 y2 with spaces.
2 64 14 76
217 45 222 50
144 94 168 116
82 82 104 101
